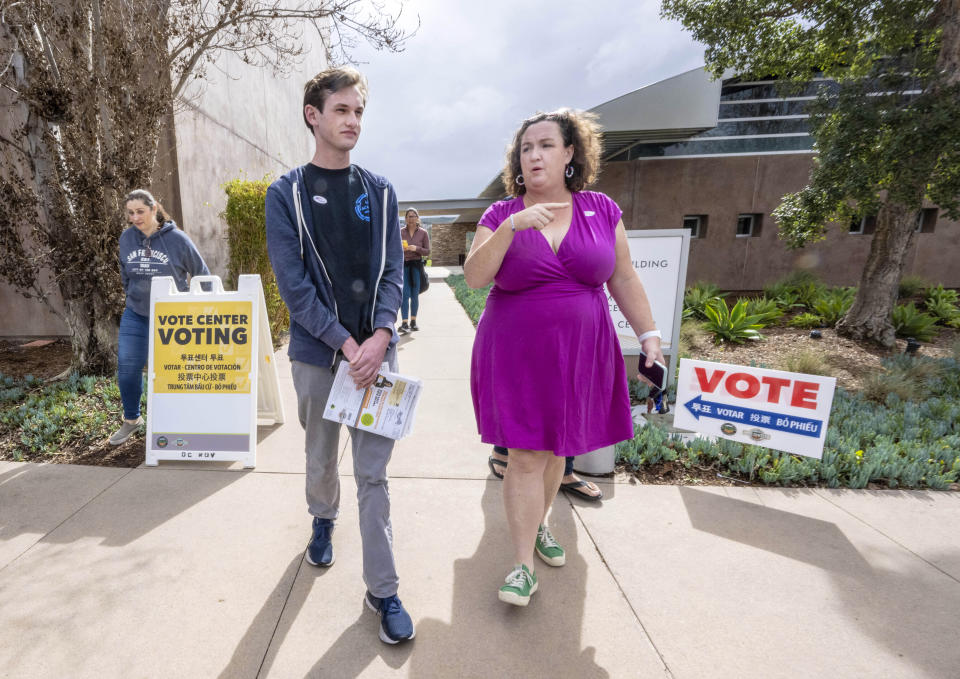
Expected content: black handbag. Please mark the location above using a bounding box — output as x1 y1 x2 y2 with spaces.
417 260 430 293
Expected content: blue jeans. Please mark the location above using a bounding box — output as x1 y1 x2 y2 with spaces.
493 446 574 476
400 262 421 321
117 308 149 420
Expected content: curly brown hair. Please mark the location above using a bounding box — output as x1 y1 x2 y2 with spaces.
501 108 603 197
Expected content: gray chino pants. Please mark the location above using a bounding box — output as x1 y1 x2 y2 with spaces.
291 344 399 598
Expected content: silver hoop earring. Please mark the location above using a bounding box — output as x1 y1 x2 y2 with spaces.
565 164 575 179
515 175 524 186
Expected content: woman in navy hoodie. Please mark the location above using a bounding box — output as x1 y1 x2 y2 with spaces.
109 189 210 445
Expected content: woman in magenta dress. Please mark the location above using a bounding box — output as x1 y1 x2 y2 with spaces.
465 109 664 606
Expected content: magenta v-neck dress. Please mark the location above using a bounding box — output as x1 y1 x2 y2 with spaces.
470 191 633 457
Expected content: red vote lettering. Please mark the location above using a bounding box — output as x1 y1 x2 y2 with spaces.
761 376 791 403
694 367 725 393
791 381 819 409
725 372 760 398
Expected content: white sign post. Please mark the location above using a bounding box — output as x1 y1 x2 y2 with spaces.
605 229 690 391
673 358 836 459
145 274 284 468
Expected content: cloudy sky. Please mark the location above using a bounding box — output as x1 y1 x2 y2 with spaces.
344 0 706 201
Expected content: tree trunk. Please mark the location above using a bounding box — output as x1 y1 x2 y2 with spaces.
836 203 917 347
937 0 960 87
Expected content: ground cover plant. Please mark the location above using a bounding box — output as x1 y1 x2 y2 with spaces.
447 274 960 490
619 352 960 490
0 369 145 466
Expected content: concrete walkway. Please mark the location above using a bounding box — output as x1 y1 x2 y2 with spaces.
2 282 959 678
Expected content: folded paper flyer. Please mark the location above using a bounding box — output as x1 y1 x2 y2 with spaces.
322 361 423 439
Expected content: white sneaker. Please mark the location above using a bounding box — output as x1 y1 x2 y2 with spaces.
109 417 143 445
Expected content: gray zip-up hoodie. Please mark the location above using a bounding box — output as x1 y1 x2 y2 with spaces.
118 221 210 316
265 165 403 368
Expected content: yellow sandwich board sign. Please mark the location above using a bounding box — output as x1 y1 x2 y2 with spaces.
145 275 283 467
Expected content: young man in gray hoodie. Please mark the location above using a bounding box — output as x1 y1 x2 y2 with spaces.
264 67 412 644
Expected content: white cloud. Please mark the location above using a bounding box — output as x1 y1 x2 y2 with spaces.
338 0 706 198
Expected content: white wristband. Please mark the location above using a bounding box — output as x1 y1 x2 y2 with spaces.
637 329 661 343
510 214 517 232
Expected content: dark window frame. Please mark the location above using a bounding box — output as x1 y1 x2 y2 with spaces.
916 208 938 233
683 215 707 239
736 213 763 238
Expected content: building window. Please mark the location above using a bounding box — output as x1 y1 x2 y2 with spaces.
850 215 877 235
916 208 938 233
736 214 762 237
683 215 706 238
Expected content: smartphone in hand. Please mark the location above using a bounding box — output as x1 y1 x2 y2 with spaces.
637 350 667 392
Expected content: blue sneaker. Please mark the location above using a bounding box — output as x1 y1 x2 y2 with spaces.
364 591 415 644
305 517 334 567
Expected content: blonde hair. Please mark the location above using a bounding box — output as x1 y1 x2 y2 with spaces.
501 108 603 197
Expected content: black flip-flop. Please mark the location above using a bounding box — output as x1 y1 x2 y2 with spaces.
487 456 506 480
561 479 603 502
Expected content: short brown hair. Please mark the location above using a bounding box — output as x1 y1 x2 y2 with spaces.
303 67 369 130
501 108 603 197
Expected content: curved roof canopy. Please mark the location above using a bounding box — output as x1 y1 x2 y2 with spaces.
479 66 722 198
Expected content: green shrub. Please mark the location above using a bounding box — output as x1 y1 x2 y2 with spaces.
787 312 824 328
702 298 766 344
742 297 784 324
926 297 960 325
763 271 824 305
812 287 856 326
683 282 725 320
780 349 834 376
763 270 822 295
923 286 959 325
892 302 939 342
222 176 288 349
770 289 804 311
446 274 491 325
794 282 827 310
925 285 959 306
898 275 930 299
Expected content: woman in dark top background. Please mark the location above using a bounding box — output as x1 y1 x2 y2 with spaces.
398 207 430 334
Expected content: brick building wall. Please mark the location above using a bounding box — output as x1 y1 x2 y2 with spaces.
431 222 478 266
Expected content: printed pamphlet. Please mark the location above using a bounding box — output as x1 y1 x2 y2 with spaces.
322 361 422 439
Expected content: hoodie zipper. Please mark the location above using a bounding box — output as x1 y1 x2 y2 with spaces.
292 179 340 366
369 185 388 331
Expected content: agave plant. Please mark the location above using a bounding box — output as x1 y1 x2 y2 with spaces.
924 286 960 325
743 297 784 324
702 298 766 344
812 287 856 326
683 282 726 320
892 302 939 342
925 285 959 306
787 312 825 329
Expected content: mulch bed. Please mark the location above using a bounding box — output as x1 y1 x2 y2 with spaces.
0 339 73 380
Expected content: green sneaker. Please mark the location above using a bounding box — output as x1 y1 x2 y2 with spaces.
498 564 538 606
535 524 565 567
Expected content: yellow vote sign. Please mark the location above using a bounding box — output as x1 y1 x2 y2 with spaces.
153 301 253 394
